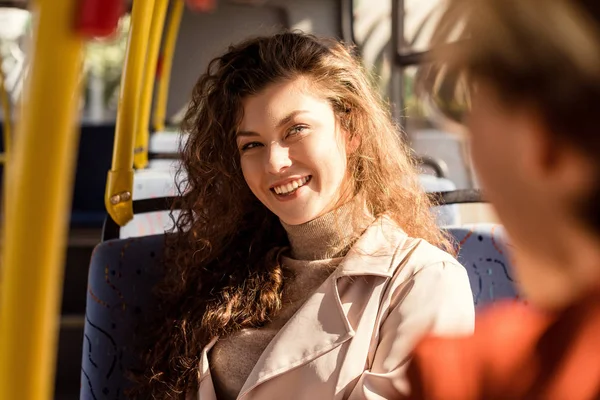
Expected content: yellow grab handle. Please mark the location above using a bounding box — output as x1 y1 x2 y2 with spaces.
134 0 169 169
106 0 157 226
0 0 85 398
153 0 184 132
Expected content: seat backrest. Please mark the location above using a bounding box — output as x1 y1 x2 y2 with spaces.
118 169 182 239
418 174 460 226
445 223 519 308
119 172 457 239
149 130 187 156
81 235 165 399
412 129 473 190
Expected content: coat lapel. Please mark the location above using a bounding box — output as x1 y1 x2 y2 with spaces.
196 337 219 400
237 216 408 399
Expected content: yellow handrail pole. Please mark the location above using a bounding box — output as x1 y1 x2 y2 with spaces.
0 51 11 164
105 0 156 226
134 0 169 169
152 0 184 132
0 0 84 398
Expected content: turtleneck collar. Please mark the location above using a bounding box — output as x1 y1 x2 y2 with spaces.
280 197 374 261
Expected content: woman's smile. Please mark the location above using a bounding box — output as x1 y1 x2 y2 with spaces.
270 175 312 200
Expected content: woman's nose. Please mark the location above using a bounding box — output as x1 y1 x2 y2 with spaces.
266 142 292 174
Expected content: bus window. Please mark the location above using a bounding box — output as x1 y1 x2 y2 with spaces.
83 15 130 124
402 0 445 53
390 0 498 223
0 7 29 107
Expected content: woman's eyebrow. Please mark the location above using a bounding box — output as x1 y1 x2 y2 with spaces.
237 110 311 138
276 110 310 129
236 130 260 138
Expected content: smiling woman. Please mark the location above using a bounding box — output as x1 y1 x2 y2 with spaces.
128 31 475 399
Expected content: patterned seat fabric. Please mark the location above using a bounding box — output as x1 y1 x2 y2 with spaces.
445 223 519 308
80 235 164 399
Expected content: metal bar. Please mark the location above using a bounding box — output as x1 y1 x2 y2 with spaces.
390 0 405 123
0 1 28 8
339 0 357 47
134 0 169 169
428 189 484 205
0 50 11 164
101 189 486 242
415 154 449 179
148 151 182 160
395 49 428 67
395 40 469 67
153 0 184 132
0 0 85 397
105 0 157 227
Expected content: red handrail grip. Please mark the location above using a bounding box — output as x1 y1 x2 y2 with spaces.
75 0 126 38
186 0 217 13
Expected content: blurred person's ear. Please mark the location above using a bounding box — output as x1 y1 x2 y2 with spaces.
524 111 595 202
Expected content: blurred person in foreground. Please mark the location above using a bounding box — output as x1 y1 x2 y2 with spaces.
407 0 600 399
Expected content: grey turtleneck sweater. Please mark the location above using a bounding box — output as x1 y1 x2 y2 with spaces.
209 201 373 400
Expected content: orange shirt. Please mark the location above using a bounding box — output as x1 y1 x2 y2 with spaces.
407 291 600 400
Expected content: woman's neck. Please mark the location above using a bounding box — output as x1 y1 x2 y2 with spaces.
280 198 373 260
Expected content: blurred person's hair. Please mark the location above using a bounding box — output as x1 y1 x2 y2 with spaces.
421 0 600 233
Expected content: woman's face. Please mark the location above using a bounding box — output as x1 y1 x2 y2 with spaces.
237 77 350 225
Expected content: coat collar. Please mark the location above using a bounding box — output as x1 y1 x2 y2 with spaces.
335 216 408 277
198 215 409 399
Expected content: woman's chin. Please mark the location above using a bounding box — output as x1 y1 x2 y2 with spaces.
278 214 314 226
275 207 322 226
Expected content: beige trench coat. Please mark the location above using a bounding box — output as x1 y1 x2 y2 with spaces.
194 216 475 399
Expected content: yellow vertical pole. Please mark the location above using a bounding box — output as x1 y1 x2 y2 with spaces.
105 0 156 226
134 0 169 169
153 0 184 132
0 0 84 398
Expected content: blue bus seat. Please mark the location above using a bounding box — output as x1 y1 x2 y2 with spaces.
446 223 519 308
80 235 164 399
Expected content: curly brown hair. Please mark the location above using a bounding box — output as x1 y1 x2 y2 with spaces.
129 31 450 398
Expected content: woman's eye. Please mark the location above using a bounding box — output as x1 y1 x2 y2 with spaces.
240 142 262 151
287 125 308 137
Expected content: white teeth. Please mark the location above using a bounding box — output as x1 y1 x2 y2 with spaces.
272 176 310 195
